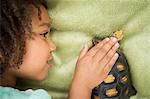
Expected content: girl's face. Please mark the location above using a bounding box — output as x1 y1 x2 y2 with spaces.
9 6 56 80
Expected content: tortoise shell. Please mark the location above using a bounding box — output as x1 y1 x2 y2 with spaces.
91 38 136 99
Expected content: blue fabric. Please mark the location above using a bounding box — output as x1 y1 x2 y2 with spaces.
0 86 51 99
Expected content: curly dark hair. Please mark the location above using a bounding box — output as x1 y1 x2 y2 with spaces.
0 0 48 75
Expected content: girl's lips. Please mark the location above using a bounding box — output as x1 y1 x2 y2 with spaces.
47 56 53 68
47 63 52 68
47 58 52 67
47 56 53 61
47 60 52 68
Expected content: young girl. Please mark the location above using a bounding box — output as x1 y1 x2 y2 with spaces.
0 0 119 99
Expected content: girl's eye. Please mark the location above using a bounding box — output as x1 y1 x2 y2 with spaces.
40 32 48 38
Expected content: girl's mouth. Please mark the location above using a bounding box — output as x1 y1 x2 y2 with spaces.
47 60 52 68
46 56 53 68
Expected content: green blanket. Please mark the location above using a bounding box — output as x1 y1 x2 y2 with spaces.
18 0 150 99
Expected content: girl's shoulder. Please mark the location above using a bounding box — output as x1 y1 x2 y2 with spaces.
0 86 51 99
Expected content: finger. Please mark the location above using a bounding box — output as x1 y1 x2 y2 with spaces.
93 37 118 62
86 38 109 57
78 43 89 60
103 53 119 74
98 43 119 68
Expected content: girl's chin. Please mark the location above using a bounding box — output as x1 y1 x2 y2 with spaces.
34 64 52 81
35 70 49 81
35 73 48 81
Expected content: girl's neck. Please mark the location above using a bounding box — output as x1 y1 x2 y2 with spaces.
0 71 16 87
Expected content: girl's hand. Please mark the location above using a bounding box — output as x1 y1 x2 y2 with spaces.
69 37 119 99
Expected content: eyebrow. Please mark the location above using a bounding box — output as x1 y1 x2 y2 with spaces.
39 22 51 27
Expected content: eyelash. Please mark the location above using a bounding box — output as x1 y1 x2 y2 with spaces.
40 32 48 38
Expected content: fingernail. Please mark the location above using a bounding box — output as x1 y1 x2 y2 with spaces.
84 43 88 48
114 53 119 58
105 38 110 42
115 43 119 48
84 43 87 47
112 37 117 43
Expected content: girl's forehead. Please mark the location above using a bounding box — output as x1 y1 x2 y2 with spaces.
31 6 51 29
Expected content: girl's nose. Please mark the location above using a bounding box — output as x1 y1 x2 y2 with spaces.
48 38 56 52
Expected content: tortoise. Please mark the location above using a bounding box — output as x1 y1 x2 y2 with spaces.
91 30 137 99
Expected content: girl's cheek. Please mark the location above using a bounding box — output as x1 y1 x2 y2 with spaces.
15 37 48 75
